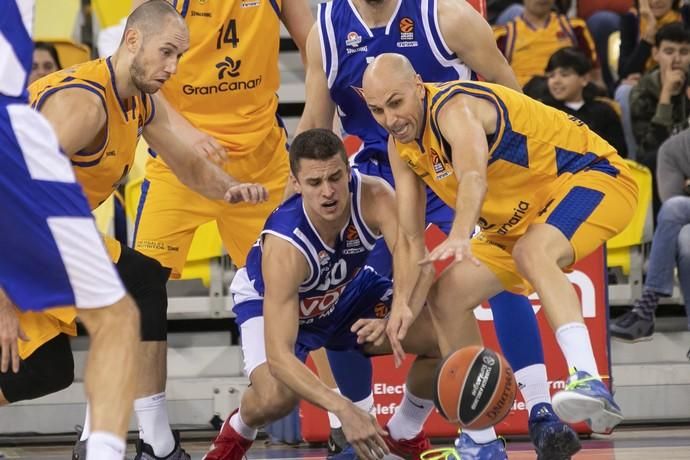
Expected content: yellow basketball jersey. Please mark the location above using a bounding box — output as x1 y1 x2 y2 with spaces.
396 81 627 237
30 57 153 209
494 13 597 87
161 0 282 156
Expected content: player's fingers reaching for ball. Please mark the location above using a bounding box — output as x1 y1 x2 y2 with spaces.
225 183 269 204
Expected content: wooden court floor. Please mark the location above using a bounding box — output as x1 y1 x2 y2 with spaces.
0 425 688 459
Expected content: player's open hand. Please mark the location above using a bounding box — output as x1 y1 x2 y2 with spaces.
386 303 413 368
419 236 480 266
0 294 28 374
337 404 389 460
224 183 269 204
194 135 228 167
352 318 387 346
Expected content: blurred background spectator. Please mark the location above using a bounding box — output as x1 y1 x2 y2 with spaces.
630 22 690 214
29 41 62 84
493 0 605 91
541 47 627 156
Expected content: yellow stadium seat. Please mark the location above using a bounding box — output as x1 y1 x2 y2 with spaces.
607 160 653 276
34 0 81 41
92 194 115 235
608 31 621 84
42 39 91 68
91 0 132 28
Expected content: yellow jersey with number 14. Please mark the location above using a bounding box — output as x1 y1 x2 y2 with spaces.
162 0 283 156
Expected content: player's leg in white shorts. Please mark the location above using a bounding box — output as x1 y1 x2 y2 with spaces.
0 103 125 311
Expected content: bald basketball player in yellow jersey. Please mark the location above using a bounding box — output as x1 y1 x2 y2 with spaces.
362 54 638 436
131 0 313 275
9 3 265 459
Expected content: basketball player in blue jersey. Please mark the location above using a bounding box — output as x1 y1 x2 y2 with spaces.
203 129 441 460
297 0 580 458
0 1 139 459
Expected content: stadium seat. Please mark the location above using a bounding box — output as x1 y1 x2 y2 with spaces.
41 39 91 68
34 0 81 41
607 160 653 304
91 0 132 28
608 31 621 84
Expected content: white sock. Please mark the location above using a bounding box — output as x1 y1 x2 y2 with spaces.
353 392 375 413
463 427 497 444
230 409 258 441
387 386 434 440
555 322 600 379
134 392 175 457
80 404 91 441
327 388 343 429
514 364 551 414
86 431 126 460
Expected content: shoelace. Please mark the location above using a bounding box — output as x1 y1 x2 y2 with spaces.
565 369 610 391
420 447 460 460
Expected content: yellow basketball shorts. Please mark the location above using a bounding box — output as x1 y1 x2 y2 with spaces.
17 235 123 359
472 166 638 295
134 125 290 277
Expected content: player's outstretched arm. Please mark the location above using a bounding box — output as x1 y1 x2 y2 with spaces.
386 137 429 365
280 0 314 65
295 25 337 136
438 0 521 91
35 88 107 157
262 235 388 460
143 93 267 204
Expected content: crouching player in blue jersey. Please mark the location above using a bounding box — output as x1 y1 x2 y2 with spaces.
297 0 580 458
203 129 441 460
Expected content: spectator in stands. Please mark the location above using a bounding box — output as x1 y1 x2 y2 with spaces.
493 0 604 90
578 0 634 93
619 0 685 81
630 22 690 213
610 128 690 353
615 0 686 158
28 41 61 84
492 0 574 25
542 47 627 156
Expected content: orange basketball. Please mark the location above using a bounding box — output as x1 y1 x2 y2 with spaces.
433 346 516 430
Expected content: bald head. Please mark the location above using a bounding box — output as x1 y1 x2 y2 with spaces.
362 53 417 93
362 54 426 144
124 0 185 39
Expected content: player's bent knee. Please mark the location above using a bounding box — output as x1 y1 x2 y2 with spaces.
250 364 299 420
79 294 140 340
116 246 171 342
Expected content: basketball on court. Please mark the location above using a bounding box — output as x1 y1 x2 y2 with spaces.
433 346 516 430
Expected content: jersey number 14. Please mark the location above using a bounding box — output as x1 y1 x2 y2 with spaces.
217 19 240 49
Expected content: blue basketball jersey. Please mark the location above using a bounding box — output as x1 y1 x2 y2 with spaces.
234 169 383 325
1 0 34 102
318 0 475 163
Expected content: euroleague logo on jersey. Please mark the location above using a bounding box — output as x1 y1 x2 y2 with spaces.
343 224 365 255
398 17 418 48
430 148 451 179
181 56 262 95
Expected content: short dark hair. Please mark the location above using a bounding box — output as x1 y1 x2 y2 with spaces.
34 41 62 70
289 129 348 175
655 22 690 47
545 47 592 75
124 0 183 39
